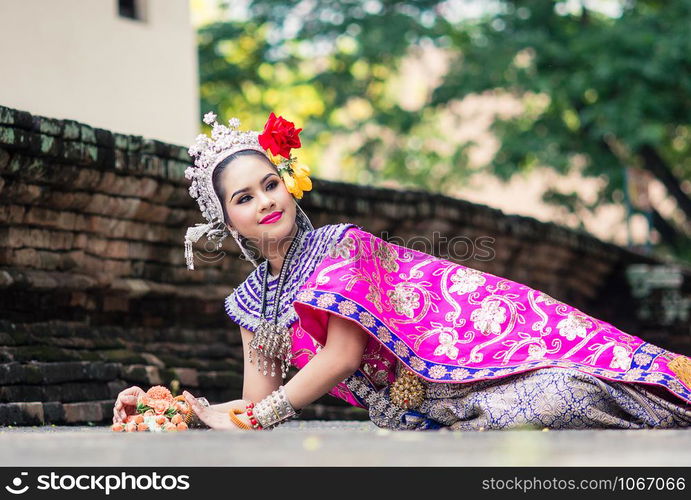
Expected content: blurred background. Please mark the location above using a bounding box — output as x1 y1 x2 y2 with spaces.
2 0 688 261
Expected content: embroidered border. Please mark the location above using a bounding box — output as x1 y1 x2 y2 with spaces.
294 290 691 405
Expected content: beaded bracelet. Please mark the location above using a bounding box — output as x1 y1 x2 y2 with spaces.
244 402 263 430
252 386 300 430
227 408 253 430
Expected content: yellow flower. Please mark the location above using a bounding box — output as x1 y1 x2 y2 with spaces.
293 163 311 177
281 171 303 199
266 150 283 166
292 164 312 193
282 171 297 191
297 175 312 191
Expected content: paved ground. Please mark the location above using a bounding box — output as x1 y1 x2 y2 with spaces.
1 422 690 466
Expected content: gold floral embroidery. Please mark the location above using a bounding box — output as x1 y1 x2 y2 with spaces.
337 300 357 316
641 343 663 355
428 365 447 379
296 289 315 302
359 311 376 328
472 368 491 379
387 284 420 318
376 325 392 343
450 368 471 380
316 293 336 308
374 242 399 273
393 340 410 358
328 235 356 259
365 284 383 311
448 267 486 295
633 353 652 366
409 356 426 371
644 372 664 383
470 299 507 335
556 312 593 341
622 368 644 381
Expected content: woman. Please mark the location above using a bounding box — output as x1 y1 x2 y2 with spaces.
112 112 691 431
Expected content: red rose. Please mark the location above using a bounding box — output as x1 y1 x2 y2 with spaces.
257 112 302 159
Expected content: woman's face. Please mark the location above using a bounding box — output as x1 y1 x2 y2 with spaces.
220 154 297 254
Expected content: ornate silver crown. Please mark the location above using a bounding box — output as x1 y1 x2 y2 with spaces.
183 112 272 270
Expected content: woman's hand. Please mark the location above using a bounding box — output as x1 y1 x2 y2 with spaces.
209 399 253 413
112 386 145 424
183 391 254 430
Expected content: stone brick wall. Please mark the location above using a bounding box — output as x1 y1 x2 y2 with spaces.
1 105 689 426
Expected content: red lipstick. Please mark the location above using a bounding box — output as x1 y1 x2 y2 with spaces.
260 211 283 224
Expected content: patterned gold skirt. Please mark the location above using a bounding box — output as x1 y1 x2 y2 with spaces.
367 366 691 431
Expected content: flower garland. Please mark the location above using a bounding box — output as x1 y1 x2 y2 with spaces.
257 112 312 200
111 385 191 432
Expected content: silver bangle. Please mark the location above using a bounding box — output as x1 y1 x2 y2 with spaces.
254 386 300 429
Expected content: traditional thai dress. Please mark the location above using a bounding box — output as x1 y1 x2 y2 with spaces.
225 223 691 431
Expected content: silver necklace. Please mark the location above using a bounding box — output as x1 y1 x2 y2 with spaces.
248 226 305 378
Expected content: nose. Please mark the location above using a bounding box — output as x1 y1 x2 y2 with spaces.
257 190 276 213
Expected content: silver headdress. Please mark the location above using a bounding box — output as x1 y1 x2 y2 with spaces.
184 111 314 270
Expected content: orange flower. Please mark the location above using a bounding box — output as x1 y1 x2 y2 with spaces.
134 415 144 424
176 422 188 431
164 422 177 432
137 394 151 407
152 400 169 415
155 415 168 426
137 423 149 431
146 385 174 402
111 423 125 432
171 414 183 425
176 402 189 414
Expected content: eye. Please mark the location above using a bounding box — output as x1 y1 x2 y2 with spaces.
236 180 278 204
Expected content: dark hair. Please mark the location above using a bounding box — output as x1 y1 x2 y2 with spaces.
212 149 278 265
211 149 278 226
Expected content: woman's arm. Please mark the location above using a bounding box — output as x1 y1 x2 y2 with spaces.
282 314 369 410
182 315 369 430
240 325 282 402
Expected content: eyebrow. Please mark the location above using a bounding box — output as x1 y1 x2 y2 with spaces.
230 173 278 201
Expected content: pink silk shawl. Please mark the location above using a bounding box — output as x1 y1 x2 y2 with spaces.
289 225 691 407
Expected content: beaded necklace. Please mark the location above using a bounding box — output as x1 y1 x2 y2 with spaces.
248 225 306 378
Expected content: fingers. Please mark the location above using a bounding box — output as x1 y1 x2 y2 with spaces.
112 386 144 423
182 391 199 408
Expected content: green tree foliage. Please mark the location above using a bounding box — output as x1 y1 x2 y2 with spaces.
198 0 691 260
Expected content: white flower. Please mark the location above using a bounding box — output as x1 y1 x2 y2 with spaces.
556 312 592 341
184 166 195 180
610 345 632 370
228 117 241 128
449 267 486 295
203 111 217 125
432 328 460 360
470 299 506 335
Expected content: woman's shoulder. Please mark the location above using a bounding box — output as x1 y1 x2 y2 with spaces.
305 222 365 249
224 261 267 331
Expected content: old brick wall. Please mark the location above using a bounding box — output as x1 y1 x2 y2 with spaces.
1 105 689 426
